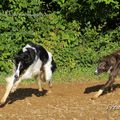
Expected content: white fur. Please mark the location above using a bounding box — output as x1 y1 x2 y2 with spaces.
95 69 98 74
108 66 113 73
94 89 103 98
21 58 42 80
44 52 52 81
1 45 53 104
14 62 21 77
23 44 36 53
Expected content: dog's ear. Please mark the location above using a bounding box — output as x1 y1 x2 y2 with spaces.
110 57 116 65
25 48 36 61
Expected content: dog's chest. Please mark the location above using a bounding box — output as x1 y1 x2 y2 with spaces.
22 58 42 79
30 59 42 75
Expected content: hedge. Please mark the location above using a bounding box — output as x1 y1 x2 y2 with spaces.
0 0 120 73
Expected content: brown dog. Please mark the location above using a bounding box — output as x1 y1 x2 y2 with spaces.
93 50 120 99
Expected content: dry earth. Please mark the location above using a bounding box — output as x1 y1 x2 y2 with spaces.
0 80 120 120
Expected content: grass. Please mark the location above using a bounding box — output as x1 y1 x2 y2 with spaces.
52 67 108 83
0 66 109 85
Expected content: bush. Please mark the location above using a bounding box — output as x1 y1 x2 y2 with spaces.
0 0 120 74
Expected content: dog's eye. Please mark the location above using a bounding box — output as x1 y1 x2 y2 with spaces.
99 66 105 70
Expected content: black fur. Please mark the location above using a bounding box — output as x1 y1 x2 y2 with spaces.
95 50 120 97
96 50 120 75
14 42 56 76
15 48 36 75
28 42 49 64
51 58 57 73
0 42 57 105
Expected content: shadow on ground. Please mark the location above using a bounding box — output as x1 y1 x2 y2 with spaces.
84 83 120 95
0 88 48 107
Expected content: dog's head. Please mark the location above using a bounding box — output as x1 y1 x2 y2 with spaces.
14 48 36 78
95 56 116 75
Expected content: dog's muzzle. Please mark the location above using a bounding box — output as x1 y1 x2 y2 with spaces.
94 69 99 75
14 75 19 81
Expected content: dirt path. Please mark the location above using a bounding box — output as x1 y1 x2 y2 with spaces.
0 80 120 120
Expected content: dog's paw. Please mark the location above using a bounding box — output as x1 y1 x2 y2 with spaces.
91 96 98 100
0 99 5 105
47 90 52 94
36 90 44 96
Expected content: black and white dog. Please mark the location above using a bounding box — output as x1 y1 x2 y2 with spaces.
1 42 56 104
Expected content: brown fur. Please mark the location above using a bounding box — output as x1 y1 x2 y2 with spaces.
93 50 120 99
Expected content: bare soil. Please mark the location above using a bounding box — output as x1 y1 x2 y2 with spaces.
0 80 120 120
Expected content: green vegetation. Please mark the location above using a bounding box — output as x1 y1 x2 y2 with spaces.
0 0 120 83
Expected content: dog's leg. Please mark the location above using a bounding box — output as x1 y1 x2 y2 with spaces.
11 78 22 93
48 80 52 88
37 74 43 92
93 75 115 99
11 70 33 93
44 66 53 93
38 70 52 94
46 81 52 94
11 75 24 93
1 76 15 104
38 69 46 92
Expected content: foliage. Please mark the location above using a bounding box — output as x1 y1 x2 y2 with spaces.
0 0 120 74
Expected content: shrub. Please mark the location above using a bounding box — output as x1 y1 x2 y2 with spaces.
0 0 120 74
